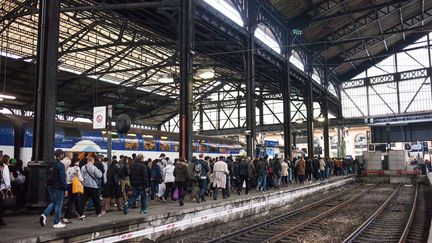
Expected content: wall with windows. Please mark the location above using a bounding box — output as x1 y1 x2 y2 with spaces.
342 33 432 118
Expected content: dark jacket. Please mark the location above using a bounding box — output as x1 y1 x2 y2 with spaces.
129 160 149 188
174 162 188 182
257 160 267 174
272 158 281 172
49 159 67 191
239 159 249 176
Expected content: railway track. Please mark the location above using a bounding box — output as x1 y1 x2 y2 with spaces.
344 183 422 243
207 183 427 243
207 183 381 243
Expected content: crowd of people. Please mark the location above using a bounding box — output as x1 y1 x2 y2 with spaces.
0 150 357 229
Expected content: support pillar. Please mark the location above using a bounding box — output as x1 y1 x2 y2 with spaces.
322 101 330 159
179 0 194 161
306 71 314 158
245 0 256 157
282 31 292 160
199 104 204 133
27 0 60 208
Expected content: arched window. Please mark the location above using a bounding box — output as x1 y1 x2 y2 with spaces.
255 25 281 54
312 68 320 83
204 0 244 27
290 50 304 71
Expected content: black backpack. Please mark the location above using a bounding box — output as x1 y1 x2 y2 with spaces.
194 162 203 178
46 162 58 186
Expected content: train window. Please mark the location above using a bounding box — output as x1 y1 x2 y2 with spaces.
159 136 171 152
219 144 230 154
125 133 139 150
142 134 156 151
173 140 179 152
209 143 218 153
63 127 81 140
199 140 207 153
193 140 199 153
102 131 119 141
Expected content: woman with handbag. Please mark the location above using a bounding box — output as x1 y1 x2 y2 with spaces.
0 158 11 226
102 160 123 213
63 157 83 222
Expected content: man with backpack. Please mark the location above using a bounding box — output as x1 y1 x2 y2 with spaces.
194 154 209 203
40 149 68 229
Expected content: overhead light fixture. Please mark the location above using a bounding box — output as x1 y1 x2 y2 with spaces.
0 98 3 101
0 93 16 100
295 118 304 124
196 68 215 79
316 116 325 122
158 74 174 83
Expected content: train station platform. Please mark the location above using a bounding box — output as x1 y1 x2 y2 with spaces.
1 175 354 243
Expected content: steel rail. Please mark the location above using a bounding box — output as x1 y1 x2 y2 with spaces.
206 183 365 243
267 183 388 243
342 183 403 243
399 183 419 243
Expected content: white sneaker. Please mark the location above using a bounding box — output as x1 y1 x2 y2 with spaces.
77 215 86 219
39 214 46 227
53 222 66 229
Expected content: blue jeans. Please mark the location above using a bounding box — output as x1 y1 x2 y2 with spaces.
197 179 207 199
257 172 267 191
43 187 64 225
127 187 147 210
150 181 159 200
288 168 293 183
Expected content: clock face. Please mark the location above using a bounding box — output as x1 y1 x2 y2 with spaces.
331 136 338 145
354 134 367 146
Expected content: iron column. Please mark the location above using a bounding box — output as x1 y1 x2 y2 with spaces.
282 31 292 160
245 0 256 157
179 0 194 161
28 0 60 207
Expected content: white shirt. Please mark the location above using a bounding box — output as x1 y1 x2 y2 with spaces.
1 164 11 191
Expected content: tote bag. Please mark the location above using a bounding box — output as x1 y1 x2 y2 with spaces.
72 176 84 194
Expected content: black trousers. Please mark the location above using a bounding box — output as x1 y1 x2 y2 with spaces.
164 182 174 200
78 187 101 215
175 182 187 204
237 175 249 194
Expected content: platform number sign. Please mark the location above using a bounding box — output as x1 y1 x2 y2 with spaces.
93 106 107 129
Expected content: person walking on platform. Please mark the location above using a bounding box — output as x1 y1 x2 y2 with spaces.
77 156 104 218
195 154 209 203
237 156 249 195
319 158 326 181
0 156 11 226
173 158 189 206
224 156 233 198
102 160 123 213
297 156 306 184
64 157 83 222
40 149 68 229
256 157 268 191
281 159 289 185
271 155 281 189
186 158 196 201
124 154 149 215
163 159 175 202
212 156 229 200
150 160 163 201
